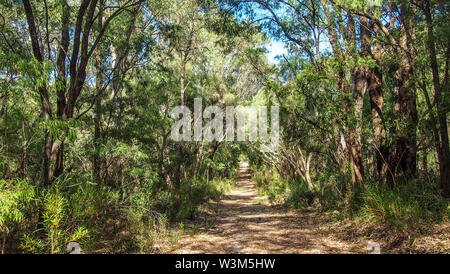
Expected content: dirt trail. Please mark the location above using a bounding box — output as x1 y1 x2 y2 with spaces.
172 165 364 254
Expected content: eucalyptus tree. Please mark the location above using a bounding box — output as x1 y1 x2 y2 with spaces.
0 0 143 184
225 0 449 198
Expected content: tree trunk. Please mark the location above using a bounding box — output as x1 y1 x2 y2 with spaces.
347 16 370 187
94 0 104 183
390 3 418 180
423 0 450 197
368 27 388 182
23 0 53 185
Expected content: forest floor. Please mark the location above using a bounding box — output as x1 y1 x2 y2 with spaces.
170 165 449 254
171 166 367 254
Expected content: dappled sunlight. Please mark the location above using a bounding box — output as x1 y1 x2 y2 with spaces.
171 166 363 254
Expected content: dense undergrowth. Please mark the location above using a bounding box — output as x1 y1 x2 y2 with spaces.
252 165 449 236
0 172 237 254
1 0 450 255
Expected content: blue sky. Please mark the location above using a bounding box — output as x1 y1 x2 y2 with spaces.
265 40 288 64
232 2 289 64
233 2 333 65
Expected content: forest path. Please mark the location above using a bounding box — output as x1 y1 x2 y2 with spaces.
171 164 363 254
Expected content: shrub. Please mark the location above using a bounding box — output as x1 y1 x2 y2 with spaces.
0 179 35 254
360 180 448 232
20 174 93 254
177 176 235 219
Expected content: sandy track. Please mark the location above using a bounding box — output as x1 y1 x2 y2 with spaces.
172 167 363 254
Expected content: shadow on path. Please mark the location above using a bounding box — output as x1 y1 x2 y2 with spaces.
171 165 362 254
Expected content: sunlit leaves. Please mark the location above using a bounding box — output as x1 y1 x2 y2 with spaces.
0 179 35 234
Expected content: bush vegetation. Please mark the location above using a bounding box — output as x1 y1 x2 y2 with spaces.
252 166 449 235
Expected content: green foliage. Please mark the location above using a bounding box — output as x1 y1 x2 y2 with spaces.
20 175 92 254
360 179 448 232
0 179 35 233
46 119 80 143
253 163 449 235
1 0 448 254
177 176 236 219
252 166 315 208
0 179 35 252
